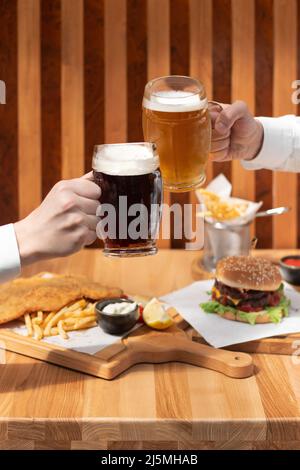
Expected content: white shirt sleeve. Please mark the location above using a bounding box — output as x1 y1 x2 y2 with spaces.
0 224 21 283
241 115 300 172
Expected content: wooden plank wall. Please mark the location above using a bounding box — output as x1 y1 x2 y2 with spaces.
0 0 299 249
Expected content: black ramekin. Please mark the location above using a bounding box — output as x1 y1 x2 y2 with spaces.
95 297 139 335
279 255 300 285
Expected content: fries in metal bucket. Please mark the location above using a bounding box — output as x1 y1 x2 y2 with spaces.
197 189 248 221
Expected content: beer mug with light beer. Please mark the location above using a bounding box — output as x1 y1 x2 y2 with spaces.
143 75 211 192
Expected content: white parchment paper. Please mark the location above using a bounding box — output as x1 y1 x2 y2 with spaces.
161 280 300 348
3 272 141 356
197 173 263 225
7 322 140 355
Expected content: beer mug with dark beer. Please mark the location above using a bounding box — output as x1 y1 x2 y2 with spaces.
143 75 211 192
93 143 162 257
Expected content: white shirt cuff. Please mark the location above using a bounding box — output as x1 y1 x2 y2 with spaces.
0 224 21 283
241 116 295 171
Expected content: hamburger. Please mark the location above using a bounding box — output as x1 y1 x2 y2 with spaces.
201 256 290 324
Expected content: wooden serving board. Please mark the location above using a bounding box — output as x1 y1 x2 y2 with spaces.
192 331 300 355
0 308 254 380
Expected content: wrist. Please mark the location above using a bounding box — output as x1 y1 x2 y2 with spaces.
14 219 40 266
244 120 264 161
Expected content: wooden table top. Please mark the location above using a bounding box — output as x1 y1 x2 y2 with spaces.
1 248 300 451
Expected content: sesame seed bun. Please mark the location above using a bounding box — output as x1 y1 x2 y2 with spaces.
216 256 282 291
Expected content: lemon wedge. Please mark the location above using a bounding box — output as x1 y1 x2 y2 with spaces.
143 298 173 330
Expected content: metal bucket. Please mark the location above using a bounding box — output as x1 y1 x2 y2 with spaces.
202 219 251 272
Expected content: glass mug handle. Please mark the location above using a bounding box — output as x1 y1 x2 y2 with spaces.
208 101 223 133
208 100 223 109
208 100 223 113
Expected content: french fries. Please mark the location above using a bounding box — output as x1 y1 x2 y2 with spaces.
24 313 33 337
58 320 68 340
23 300 97 340
198 189 248 221
32 311 43 325
33 322 43 341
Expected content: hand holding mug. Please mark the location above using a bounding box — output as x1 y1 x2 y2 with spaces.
209 100 264 162
14 172 101 265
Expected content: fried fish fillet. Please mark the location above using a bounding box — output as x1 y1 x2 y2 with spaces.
0 273 123 324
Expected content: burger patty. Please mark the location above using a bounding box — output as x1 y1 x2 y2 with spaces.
212 280 281 312
214 280 269 300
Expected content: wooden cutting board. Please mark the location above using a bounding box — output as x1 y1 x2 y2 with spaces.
192 331 300 355
0 308 253 380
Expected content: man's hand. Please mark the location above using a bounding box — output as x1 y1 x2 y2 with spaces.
209 100 264 162
14 172 101 266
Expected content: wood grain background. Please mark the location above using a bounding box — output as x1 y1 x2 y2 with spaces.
0 0 299 248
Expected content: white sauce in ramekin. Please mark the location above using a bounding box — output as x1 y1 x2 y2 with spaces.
102 302 137 315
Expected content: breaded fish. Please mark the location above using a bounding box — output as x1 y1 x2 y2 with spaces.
0 273 123 324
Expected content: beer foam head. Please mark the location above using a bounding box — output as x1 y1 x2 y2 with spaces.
92 143 159 176
143 90 208 112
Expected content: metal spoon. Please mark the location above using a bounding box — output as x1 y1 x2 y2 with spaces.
255 206 290 218
200 206 290 230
